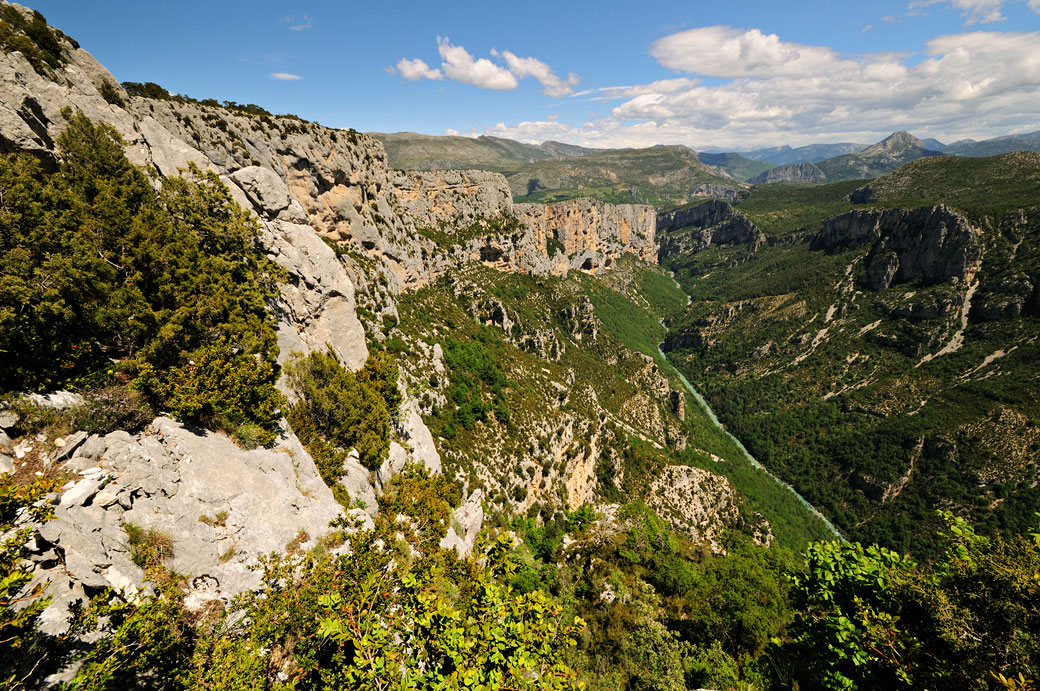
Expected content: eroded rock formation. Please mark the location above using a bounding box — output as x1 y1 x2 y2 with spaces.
657 200 765 257
812 205 982 290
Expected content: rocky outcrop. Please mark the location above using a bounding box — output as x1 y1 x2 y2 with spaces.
749 162 825 184
648 465 740 552
812 206 982 290
439 489 484 556
691 183 741 200
514 198 656 274
971 275 1037 321
393 169 513 227
656 200 765 257
22 418 346 630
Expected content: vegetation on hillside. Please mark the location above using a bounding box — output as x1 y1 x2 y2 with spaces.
286 349 401 482
855 151 1040 222
0 112 285 443
662 152 1040 557
510 145 738 208
0 5 76 76
372 131 597 172
7 466 1037 690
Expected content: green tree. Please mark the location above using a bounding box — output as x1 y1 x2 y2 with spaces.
286 348 392 472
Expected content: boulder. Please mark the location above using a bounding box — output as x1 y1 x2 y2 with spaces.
230 166 292 216
261 220 368 375
22 391 84 409
340 449 379 515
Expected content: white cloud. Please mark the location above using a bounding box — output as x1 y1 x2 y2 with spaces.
394 39 577 95
476 118 579 143
863 24 875 32
285 13 312 31
270 72 303 81
911 0 1040 25
573 78 700 100
395 58 443 81
494 50 580 96
437 37 517 90
650 26 850 78
477 29 1040 150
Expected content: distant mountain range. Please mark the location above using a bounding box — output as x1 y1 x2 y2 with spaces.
940 130 1040 157
735 142 866 166
371 132 600 171
371 128 1040 198
372 132 740 207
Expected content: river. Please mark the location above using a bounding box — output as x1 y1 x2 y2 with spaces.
659 275 844 540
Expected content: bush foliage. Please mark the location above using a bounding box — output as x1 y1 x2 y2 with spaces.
0 112 284 442
286 348 401 475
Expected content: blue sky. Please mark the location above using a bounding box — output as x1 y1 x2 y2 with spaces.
28 0 1040 150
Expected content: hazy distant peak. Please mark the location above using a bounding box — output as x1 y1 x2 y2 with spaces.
861 131 927 155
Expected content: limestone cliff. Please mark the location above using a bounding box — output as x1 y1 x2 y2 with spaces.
749 161 826 184
657 200 765 257
389 172 656 278
514 198 657 273
812 205 982 290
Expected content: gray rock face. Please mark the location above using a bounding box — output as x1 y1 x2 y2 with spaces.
514 198 657 274
340 449 378 515
260 220 369 373
21 391 85 409
690 183 741 201
231 166 292 215
657 200 765 257
813 205 982 290
439 489 484 556
749 162 826 185
26 417 343 626
393 169 513 227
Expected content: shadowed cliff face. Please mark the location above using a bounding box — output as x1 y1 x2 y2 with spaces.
657 200 766 258
812 205 982 290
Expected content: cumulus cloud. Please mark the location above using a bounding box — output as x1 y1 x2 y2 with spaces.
493 49 579 96
395 58 443 81
436 37 517 90
393 38 578 94
477 28 1040 150
912 0 1040 24
270 72 303 81
650 26 850 78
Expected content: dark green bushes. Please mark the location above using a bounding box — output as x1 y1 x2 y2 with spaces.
286 348 401 476
0 7 70 75
440 335 510 430
0 112 284 443
136 342 283 447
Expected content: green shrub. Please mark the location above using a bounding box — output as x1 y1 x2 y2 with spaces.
98 79 124 107
286 348 391 472
136 341 283 446
0 113 283 445
0 7 68 76
378 464 461 544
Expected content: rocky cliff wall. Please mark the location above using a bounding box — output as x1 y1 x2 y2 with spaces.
812 205 982 290
657 199 765 258
0 14 456 619
749 161 826 184
514 198 657 273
